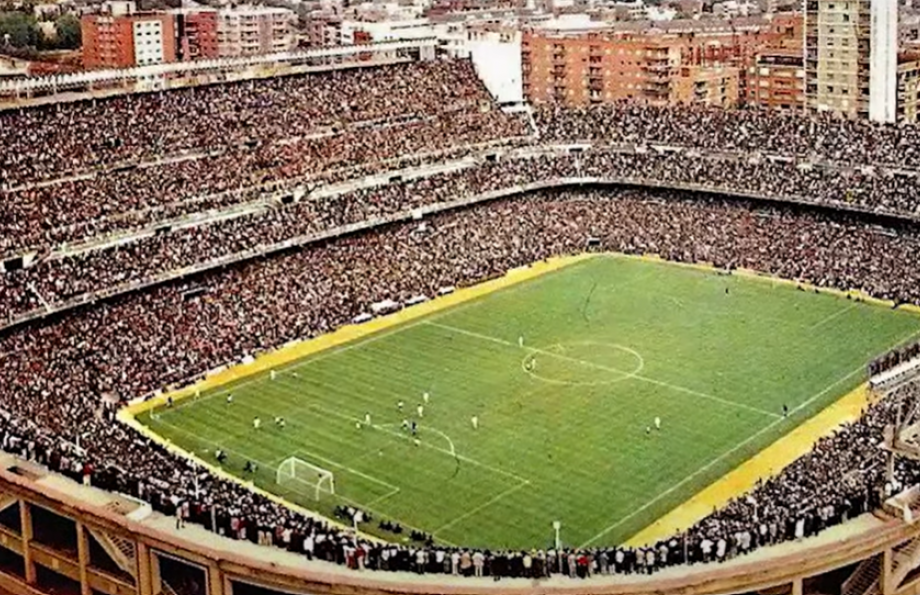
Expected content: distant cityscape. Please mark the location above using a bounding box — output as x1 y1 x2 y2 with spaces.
2 0 919 121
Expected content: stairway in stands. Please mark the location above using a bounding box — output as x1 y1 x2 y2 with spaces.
842 555 881 595
88 527 137 577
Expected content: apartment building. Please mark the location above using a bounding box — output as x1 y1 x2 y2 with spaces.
174 8 219 61
747 47 805 110
217 6 296 58
82 1 176 69
522 15 800 106
804 0 898 122
897 51 920 122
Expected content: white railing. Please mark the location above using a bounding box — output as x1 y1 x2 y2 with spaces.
0 38 437 96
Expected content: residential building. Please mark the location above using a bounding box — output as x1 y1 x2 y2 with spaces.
81 1 176 69
897 50 920 122
521 14 801 106
174 8 219 61
747 47 805 110
305 11 342 47
672 65 740 107
217 6 296 57
804 0 899 122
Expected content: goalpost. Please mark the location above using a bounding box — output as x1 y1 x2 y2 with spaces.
276 457 336 501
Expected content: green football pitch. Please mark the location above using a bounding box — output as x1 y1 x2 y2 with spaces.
139 255 920 550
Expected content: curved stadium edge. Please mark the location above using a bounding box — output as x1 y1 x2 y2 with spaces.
120 250 920 554
0 452 916 595
12 189 920 595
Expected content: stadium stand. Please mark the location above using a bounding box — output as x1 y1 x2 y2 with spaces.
5 51 920 585
535 103 920 169
3 186 920 576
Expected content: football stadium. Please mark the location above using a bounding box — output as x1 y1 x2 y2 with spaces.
5 37 920 595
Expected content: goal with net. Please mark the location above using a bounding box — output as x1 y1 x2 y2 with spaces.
276 457 336 501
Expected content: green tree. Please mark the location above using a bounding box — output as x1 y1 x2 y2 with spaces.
53 13 80 49
0 11 40 49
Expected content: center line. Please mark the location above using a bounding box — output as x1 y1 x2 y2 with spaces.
424 321 780 419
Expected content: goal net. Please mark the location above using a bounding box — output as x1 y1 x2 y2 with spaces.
276 457 336 501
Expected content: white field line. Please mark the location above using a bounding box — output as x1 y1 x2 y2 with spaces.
808 302 859 331
152 258 637 418
378 423 457 457
155 278 511 417
304 400 532 484
292 448 401 494
150 416 444 542
290 448 403 513
432 480 531 537
238 384 535 534
246 374 529 483
183 376 534 500
577 363 867 548
425 321 781 419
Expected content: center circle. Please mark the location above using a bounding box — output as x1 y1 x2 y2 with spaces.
520 341 644 386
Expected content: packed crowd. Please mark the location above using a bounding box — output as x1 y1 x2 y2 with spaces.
0 59 527 255
5 53 920 580
0 60 511 186
9 146 920 327
0 110 523 255
0 156 567 323
1 186 920 578
871 341 920 377
14 65 920 260
536 103 920 169
12 69 920 263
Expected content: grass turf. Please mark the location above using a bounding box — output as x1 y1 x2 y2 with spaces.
138 255 920 550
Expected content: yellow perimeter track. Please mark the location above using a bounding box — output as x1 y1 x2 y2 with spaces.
120 251 920 548
118 253 594 537
122 252 593 418
625 383 873 546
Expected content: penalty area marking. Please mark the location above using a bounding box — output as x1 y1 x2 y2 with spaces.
431 479 531 538
290 448 402 509
146 416 439 541
377 423 457 457
304 401 532 485
520 341 645 387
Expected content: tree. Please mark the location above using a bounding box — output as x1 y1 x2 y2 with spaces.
53 13 80 49
0 10 39 48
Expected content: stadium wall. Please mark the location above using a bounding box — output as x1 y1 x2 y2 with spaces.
1 450 920 595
